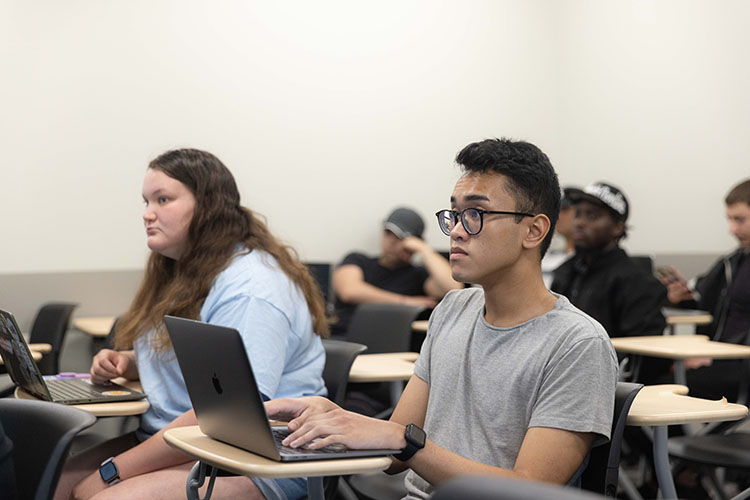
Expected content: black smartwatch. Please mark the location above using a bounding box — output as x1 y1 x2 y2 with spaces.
99 457 120 486
394 424 426 462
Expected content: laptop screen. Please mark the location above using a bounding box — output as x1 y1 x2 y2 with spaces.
0 309 49 398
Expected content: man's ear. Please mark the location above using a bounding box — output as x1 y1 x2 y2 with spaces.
611 220 625 240
522 214 551 250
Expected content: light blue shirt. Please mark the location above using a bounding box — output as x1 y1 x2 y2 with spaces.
135 249 327 437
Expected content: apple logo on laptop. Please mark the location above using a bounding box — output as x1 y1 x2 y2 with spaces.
211 373 223 395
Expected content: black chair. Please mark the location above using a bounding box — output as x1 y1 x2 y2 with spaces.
0 398 96 500
322 339 368 405
345 304 424 354
305 262 333 313
581 382 643 497
344 382 643 500
28 303 78 375
103 316 120 352
431 475 607 500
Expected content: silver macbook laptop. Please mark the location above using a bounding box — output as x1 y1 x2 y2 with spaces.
164 315 400 462
0 308 146 404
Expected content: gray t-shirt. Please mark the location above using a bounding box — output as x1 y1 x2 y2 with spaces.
404 288 618 499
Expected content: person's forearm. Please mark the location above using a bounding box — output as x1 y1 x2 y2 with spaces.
419 249 462 296
403 440 518 486
337 280 414 305
113 410 199 480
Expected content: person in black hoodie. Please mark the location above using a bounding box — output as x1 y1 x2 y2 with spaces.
660 178 750 402
551 182 668 383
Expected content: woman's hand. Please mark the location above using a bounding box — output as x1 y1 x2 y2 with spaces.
90 349 138 384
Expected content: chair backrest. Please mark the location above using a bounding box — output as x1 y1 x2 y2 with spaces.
0 398 96 500
28 302 78 375
431 475 607 500
321 339 368 405
581 382 643 497
345 303 424 354
305 262 332 310
104 316 120 350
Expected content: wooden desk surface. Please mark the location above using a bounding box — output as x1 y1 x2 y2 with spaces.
349 352 418 382
411 320 428 333
611 335 750 360
73 316 116 338
28 343 52 354
164 426 393 479
0 350 42 364
14 377 149 417
627 384 748 426
662 307 713 326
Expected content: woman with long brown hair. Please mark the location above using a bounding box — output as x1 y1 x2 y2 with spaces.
70 149 328 500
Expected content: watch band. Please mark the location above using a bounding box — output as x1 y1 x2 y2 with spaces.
394 423 426 462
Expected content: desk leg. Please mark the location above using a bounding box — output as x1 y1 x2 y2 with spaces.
652 426 677 500
673 360 687 387
307 476 325 500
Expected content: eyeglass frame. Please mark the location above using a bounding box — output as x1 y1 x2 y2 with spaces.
435 208 535 236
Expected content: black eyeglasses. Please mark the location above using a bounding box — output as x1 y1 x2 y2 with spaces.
435 208 535 236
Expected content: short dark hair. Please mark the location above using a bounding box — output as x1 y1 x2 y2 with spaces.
455 138 561 258
725 179 750 206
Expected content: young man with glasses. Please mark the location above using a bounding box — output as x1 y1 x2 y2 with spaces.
266 138 617 498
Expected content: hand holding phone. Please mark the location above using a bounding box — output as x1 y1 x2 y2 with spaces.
656 266 695 303
655 266 680 284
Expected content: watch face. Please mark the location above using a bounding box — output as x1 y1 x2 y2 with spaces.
406 424 426 446
100 460 118 482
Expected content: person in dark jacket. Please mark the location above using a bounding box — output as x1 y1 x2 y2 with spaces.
660 178 750 401
551 182 668 383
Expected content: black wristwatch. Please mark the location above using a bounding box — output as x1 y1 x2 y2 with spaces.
394 424 426 462
99 457 120 486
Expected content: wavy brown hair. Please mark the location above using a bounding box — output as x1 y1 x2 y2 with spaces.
115 149 329 351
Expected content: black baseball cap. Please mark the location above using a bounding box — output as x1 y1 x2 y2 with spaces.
383 207 425 239
566 182 629 221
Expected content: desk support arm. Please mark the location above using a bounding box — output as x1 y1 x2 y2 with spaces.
187 461 217 500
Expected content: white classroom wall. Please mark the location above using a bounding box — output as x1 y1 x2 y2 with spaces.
1 0 747 275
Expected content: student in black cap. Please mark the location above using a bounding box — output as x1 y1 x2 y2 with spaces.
331 207 461 337
551 182 668 383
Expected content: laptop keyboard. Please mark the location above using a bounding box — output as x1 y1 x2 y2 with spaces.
272 428 348 455
47 379 104 401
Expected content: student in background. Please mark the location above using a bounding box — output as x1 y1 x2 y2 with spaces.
266 138 617 498
66 149 327 500
331 207 462 336
551 182 668 383
541 187 577 287
660 178 750 401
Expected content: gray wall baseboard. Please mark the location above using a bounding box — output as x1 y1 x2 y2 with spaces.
0 269 143 330
0 251 727 331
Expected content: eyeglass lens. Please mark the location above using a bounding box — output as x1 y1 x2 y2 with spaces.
437 209 482 236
